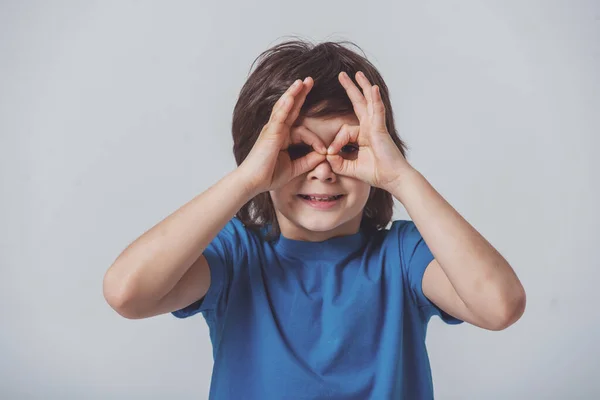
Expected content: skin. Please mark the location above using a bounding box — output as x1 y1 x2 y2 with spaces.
270 113 371 242
270 71 527 331
104 72 526 332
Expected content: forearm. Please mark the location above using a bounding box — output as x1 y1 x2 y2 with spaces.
104 168 255 307
390 168 525 316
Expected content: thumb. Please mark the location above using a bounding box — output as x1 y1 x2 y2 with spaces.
326 154 352 177
290 152 326 178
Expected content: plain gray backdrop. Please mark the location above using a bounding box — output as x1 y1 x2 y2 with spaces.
1 1 598 399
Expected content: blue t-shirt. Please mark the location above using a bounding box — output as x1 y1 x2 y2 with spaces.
173 217 462 399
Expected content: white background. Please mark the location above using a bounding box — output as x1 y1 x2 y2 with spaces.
1 1 598 398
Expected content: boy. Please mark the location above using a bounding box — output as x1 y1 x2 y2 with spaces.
103 40 526 399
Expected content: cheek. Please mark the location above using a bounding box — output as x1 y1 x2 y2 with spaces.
348 182 372 205
269 191 284 209
269 186 297 210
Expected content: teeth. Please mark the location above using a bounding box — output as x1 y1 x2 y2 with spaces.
301 195 341 201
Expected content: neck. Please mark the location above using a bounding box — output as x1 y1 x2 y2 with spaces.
276 212 363 242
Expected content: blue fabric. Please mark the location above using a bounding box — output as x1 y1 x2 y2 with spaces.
173 217 462 399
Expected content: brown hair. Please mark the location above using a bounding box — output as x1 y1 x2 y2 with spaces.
231 38 408 239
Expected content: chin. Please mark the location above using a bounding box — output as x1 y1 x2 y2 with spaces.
295 215 344 233
289 209 363 238
271 192 367 239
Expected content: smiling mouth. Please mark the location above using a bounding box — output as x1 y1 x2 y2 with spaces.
297 194 344 202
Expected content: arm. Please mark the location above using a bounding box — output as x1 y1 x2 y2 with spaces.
329 70 526 331
103 169 255 319
103 76 324 320
390 168 526 331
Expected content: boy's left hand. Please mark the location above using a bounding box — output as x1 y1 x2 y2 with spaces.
326 71 414 191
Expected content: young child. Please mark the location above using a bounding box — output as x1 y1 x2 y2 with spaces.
103 40 526 399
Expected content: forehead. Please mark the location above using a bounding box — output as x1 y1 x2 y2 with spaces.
294 114 359 144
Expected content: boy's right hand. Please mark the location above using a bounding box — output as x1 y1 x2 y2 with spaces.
239 77 327 196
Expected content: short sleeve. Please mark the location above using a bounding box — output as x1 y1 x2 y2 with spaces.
171 217 245 319
396 220 463 325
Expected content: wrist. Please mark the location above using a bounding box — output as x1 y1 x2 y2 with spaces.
231 166 264 200
386 166 422 202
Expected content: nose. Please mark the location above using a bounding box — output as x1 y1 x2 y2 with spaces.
307 160 337 183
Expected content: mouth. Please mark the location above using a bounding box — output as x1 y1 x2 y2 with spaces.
297 193 345 210
297 194 344 201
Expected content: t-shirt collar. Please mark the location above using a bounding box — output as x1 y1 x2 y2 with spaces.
274 229 367 261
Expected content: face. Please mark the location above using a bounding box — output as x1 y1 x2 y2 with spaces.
269 114 371 241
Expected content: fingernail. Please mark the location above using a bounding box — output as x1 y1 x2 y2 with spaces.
327 147 333 154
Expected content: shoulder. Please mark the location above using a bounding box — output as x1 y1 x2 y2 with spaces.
220 217 256 238
380 219 419 240
223 216 246 231
216 217 269 250
377 220 428 260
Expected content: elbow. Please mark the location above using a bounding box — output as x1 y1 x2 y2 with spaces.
488 285 527 331
103 267 144 319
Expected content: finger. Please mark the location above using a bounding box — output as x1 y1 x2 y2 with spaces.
326 154 355 177
290 125 327 154
291 151 326 177
338 71 367 119
285 77 314 126
327 124 359 155
372 85 387 131
270 79 304 124
355 71 374 117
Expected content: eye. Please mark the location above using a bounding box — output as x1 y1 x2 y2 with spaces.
287 143 313 160
340 144 358 153
340 143 359 159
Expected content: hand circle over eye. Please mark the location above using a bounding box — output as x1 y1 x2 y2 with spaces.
240 77 330 195
321 71 412 189
287 124 358 163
